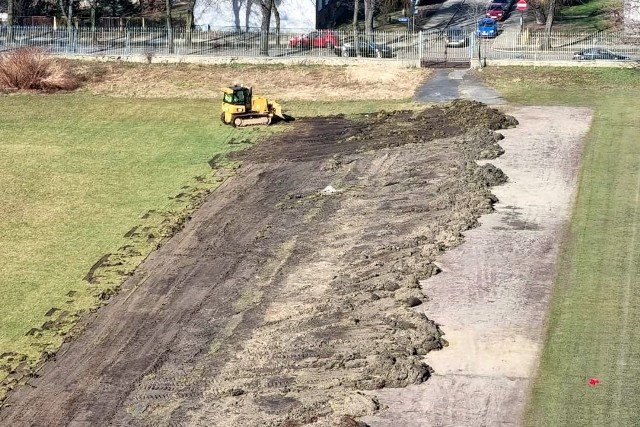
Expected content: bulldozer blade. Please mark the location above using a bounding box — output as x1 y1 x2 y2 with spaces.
270 101 285 119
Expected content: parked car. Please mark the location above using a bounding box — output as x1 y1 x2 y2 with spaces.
573 47 629 60
446 26 468 48
289 30 339 49
476 18 499 38
486 4 507 21
334 41 394 58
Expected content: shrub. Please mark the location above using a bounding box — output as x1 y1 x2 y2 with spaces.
0 47 79 91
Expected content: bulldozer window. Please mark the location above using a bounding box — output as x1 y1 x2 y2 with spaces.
223 93 234 103
233 91 245 104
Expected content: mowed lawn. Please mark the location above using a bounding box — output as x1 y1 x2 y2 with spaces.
0 93 257 391
478 68 640 426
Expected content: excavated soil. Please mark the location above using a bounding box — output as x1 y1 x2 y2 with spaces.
0 100 517 426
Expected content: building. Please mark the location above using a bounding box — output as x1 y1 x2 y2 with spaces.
194 0 344 31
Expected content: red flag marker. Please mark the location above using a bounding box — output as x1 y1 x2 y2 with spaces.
588 378 600 387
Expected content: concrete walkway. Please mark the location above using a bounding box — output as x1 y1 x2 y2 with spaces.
414 68 505 104
363 106 592 427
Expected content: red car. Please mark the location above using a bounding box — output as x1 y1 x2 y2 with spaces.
289 30 339 49
486 5 506 21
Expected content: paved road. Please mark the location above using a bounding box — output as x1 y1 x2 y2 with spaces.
419 0 525 32
414 68 505 104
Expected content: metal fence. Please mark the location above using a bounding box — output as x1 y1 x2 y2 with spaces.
1 26 640 63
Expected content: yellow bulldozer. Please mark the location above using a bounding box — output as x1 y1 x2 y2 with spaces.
220 85 285 127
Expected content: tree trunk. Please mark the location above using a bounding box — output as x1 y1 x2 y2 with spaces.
90 3 97 43
364 0 374 36
542 0 556 49
186 0 195 46
244 0 252 31
165 0 174 53
272 1 280 46
7 0 13 42
381 0 393 28
533 5 545 25
59 0 73 45
353 0 360 56
259 0 273 56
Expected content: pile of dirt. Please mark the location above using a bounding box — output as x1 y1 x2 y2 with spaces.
163 101 517 426
439 99 519 131
0 101 517 427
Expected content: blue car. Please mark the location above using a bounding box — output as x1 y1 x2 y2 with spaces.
477 18 498 38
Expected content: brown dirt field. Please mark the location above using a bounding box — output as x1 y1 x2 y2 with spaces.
74 62 432 101
0 101 517 426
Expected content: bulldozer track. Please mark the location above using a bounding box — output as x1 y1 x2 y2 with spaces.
231 115 272 127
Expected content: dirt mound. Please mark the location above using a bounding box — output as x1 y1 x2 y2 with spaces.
439 99 519 130
0 101 517 427
171 102 517 425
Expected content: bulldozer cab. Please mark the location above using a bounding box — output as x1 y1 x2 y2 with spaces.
222 85 252 106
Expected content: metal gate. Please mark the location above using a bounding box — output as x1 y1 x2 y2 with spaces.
420 30 473 68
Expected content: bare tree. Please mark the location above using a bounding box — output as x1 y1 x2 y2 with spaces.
259 0 273 55
272 0 280 46
244 0 252 30
185 0 195 45
7 0 13 42
529 0 547 24
624 0 640 31
463 0 489 27
364 0 374 36
59 0 73 38
542 0 556 48
378 0 398 27
352 0 361 56
87 0 98 42
139 0 163 18
165 0 174 53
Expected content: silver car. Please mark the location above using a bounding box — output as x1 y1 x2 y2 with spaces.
446 26 468 48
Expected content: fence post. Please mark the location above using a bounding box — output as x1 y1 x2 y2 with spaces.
418 30 423 62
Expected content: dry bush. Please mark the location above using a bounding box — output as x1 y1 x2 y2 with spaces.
0 47 79 91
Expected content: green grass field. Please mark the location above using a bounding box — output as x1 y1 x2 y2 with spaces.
0 94 249 392
478 67 640 426
0 91 411 398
